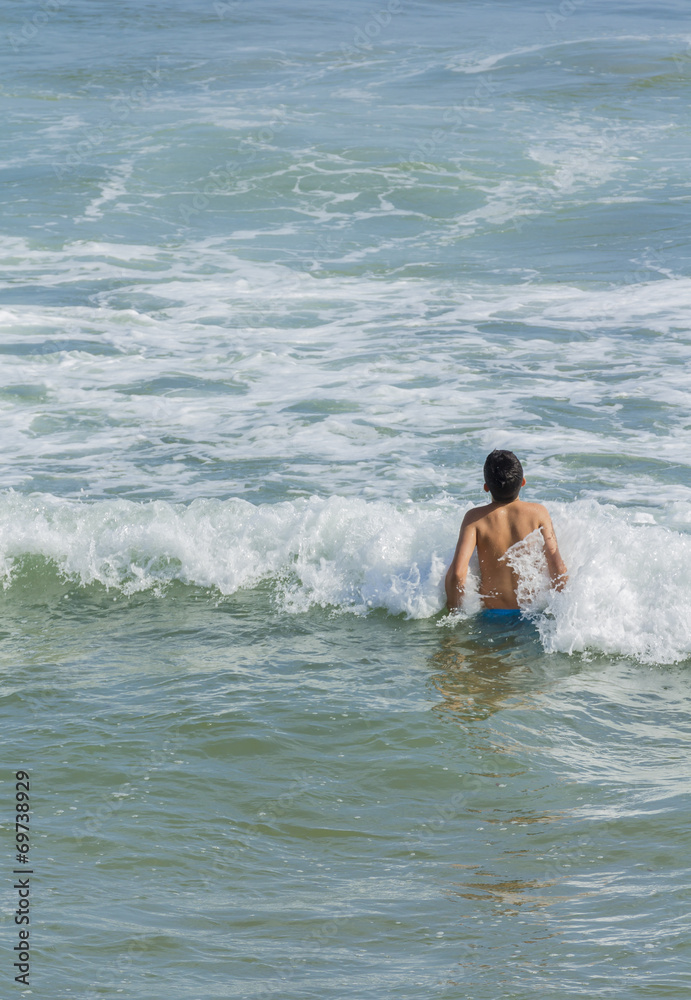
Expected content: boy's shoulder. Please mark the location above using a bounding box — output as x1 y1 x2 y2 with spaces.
462 498 550 525
510 499 552 525
514 498 550 515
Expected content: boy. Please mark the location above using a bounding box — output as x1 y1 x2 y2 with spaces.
445 450 567 612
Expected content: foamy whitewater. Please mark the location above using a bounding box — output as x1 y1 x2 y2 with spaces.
2 492 691 663
2 2 691 998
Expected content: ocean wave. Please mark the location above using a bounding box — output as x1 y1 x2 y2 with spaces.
0 492 689 664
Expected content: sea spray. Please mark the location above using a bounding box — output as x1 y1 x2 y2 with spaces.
0 492 689 663
0 491 456 616
533 501 691 664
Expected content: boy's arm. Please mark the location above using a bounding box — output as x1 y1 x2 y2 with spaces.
445 513 477 611
539 508 568 591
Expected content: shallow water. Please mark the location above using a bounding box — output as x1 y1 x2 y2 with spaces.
2 1 691 997
6 596 691 998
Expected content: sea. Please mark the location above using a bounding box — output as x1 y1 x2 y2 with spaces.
2 1 691 997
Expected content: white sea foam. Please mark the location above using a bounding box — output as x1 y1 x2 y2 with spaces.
0 493 688 663
77 161 136 222
1 236 690 508
531 502 691 665
0 491 454 618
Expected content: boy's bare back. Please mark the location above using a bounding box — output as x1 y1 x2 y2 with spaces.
445 451 567 611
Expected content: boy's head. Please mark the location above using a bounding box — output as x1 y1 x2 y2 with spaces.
483 449 524 502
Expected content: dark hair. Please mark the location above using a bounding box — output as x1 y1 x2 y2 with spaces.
483 450 524 501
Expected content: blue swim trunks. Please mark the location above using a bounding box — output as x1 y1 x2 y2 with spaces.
479 608 523 618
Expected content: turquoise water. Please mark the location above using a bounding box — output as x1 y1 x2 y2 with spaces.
2 1 691 997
